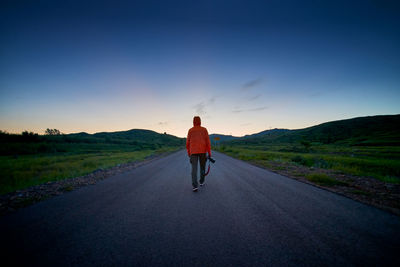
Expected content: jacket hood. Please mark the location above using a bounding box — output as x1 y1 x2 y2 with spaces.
193 116 201 126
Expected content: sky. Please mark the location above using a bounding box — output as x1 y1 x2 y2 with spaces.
1 0 399 137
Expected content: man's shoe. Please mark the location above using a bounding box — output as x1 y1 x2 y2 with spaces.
200 183 204 186
193 187 198 192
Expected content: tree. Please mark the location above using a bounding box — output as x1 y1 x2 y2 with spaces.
45 128 61 135
21 131 39 142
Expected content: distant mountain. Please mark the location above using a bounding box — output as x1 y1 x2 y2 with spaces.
209 134 239 142
210 128 290 142
69 132 91 137
59 129 184 147
89 129 184 147
242 128 290 139
225 114 400 146
93 129 180 143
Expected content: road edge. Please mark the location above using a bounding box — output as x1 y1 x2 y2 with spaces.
0 149 183 217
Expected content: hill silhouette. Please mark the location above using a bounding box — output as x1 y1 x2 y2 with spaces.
209 129 289 142
91 129 183 146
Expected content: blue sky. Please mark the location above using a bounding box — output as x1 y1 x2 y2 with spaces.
1 0 399 137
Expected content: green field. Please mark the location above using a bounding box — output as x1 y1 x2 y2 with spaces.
215 115 400 185
0 129 184 195
217 143 400 184
0 147 179 195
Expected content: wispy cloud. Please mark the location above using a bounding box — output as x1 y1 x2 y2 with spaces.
249 106 268 111
242 78 263 90
158 121 168 125
245 94 262 101
193 97 216 115
194 102 206 115
232 106 268 113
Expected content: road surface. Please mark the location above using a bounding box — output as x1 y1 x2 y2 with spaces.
1 150 399 266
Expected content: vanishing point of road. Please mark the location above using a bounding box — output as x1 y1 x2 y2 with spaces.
1 150 399 266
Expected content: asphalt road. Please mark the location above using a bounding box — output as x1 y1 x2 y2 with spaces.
1 150 399 266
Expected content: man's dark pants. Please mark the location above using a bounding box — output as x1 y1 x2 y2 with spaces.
190 153 206 188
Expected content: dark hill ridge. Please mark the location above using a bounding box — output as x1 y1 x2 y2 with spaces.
219 114 400 146
69 129 184 146
243 128 290 139
210 129 289 142
94 129 180 142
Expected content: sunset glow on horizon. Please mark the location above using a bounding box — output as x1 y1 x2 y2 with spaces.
1 0 399 138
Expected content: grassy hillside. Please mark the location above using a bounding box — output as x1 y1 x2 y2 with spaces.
228 115 400 146
0 129 184 194
217 115 400 185
291 114 400 145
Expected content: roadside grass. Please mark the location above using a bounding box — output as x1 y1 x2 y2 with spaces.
305 173 348 186
0 146 178 195
217 145 400 184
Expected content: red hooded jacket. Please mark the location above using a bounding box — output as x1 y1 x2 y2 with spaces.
186 116 211 156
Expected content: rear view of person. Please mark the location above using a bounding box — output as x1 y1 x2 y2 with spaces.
186 116 211 192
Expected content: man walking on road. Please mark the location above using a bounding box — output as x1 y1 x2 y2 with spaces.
186 116 211 192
